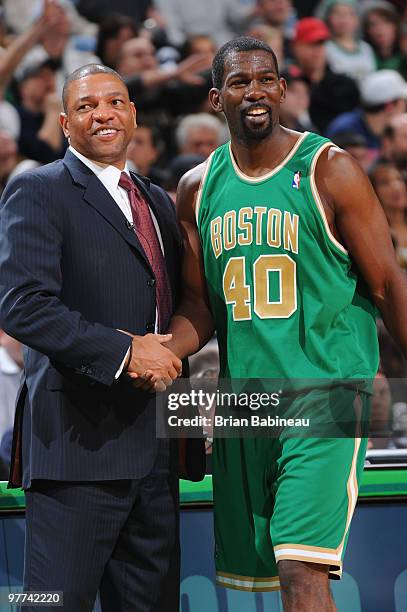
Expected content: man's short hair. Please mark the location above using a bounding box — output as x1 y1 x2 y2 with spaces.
176 113 226 150
212 36 280 90
62 64 126 113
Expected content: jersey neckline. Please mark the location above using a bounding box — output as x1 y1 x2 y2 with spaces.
228 131 309 184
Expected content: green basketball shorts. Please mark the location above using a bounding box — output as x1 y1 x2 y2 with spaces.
213 387 370 591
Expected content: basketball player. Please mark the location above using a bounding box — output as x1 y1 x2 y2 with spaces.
144 37 407 610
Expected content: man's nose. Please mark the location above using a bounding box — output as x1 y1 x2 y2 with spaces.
93 102 115 121
244 80 266 100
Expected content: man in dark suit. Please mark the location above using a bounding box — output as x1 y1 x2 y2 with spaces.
0 64 191 611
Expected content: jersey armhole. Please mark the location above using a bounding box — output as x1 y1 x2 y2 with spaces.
195 151 215 225
309 142 349 257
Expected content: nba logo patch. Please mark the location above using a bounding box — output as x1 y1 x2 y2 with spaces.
292 171 301 189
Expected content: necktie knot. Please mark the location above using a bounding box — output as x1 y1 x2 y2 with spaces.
119 171 135 193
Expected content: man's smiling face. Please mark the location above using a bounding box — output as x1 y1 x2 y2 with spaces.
210 49 285 144
60 72 136 169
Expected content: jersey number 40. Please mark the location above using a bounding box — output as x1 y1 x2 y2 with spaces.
222 254 297 321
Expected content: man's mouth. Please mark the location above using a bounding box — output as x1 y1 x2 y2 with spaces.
245 107 270 117
243 106 271 127
93 127 119 137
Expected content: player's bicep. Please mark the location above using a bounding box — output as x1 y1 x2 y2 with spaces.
318 149 400 300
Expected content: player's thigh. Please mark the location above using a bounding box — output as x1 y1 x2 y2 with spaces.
271 433 367 568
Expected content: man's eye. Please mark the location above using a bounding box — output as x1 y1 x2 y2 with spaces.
112 99 124 105
261 77 274 83
78 104 92 111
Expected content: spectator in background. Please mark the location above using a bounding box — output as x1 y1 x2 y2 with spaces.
166 153 205 201
182 34 217 63
95 13 139 70
15 1 99 97
291 17 359 132
0 131 18 194
362 0 405 74
117 36 212 115
369 160 407 267
0 0 61 100
279 71 316 132
382 113 407 182
14 60 66 164
378 320 407 448
245 0 295 62
245 24 285 69
332 131 371 172
77 0 153 24
0 131 40 195
126 121 169 187
2 0 96 38
0 331 23 471
326 70 407 164
399 21 407 79
175 113 226 158
369 373 394 449
153 0 245 47
320 0 376 84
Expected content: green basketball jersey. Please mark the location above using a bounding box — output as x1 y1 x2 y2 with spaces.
196 131 379 380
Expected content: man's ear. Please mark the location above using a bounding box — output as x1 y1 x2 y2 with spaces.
59 112 69 138
209 88 223 113
131 102 137 127
279 77 287 104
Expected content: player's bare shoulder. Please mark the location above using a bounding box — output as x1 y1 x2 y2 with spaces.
315 143 371 211
176 161 208 222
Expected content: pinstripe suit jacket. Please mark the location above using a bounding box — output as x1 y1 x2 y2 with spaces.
0 149 184 489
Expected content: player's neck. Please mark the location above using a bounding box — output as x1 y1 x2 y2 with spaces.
230 127 299 177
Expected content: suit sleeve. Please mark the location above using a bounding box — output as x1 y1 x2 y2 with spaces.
0 172 131 386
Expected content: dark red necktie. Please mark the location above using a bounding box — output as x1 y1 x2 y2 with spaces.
119 172 172 332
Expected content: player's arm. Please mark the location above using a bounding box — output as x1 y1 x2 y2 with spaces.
165 163 215 359
316 147 407 358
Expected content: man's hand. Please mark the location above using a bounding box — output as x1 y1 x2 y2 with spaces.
120 331 182 390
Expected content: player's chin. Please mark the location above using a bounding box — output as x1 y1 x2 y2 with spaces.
244 123 274 141
241 115 273 139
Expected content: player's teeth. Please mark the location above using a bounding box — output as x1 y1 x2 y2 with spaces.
97 129 116 135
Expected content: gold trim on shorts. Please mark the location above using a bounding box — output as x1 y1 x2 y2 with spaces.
216 571 280 592
274 436 361 579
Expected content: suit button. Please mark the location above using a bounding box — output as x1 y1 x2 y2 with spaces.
146 323 155 332
80 365 93 375
147 278 156 287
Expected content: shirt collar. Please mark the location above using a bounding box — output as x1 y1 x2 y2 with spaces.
69 145 131 188
0 347 21 375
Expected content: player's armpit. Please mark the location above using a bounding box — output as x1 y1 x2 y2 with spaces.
165 163 215 360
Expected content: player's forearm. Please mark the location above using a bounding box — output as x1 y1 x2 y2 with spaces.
374 271 407 361
166 299 215 359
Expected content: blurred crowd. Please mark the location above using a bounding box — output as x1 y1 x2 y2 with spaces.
0 0 407 473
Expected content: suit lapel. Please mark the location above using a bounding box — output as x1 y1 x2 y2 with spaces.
63 150 152 270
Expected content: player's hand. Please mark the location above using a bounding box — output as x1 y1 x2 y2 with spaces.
119 331 182 391
131 370 168 392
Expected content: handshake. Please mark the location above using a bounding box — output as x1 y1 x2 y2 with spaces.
121 331 182 392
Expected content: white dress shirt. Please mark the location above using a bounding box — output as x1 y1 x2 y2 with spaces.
69 146 164 377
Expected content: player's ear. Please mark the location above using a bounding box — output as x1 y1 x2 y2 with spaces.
279 77 287 104
209 88 223 113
